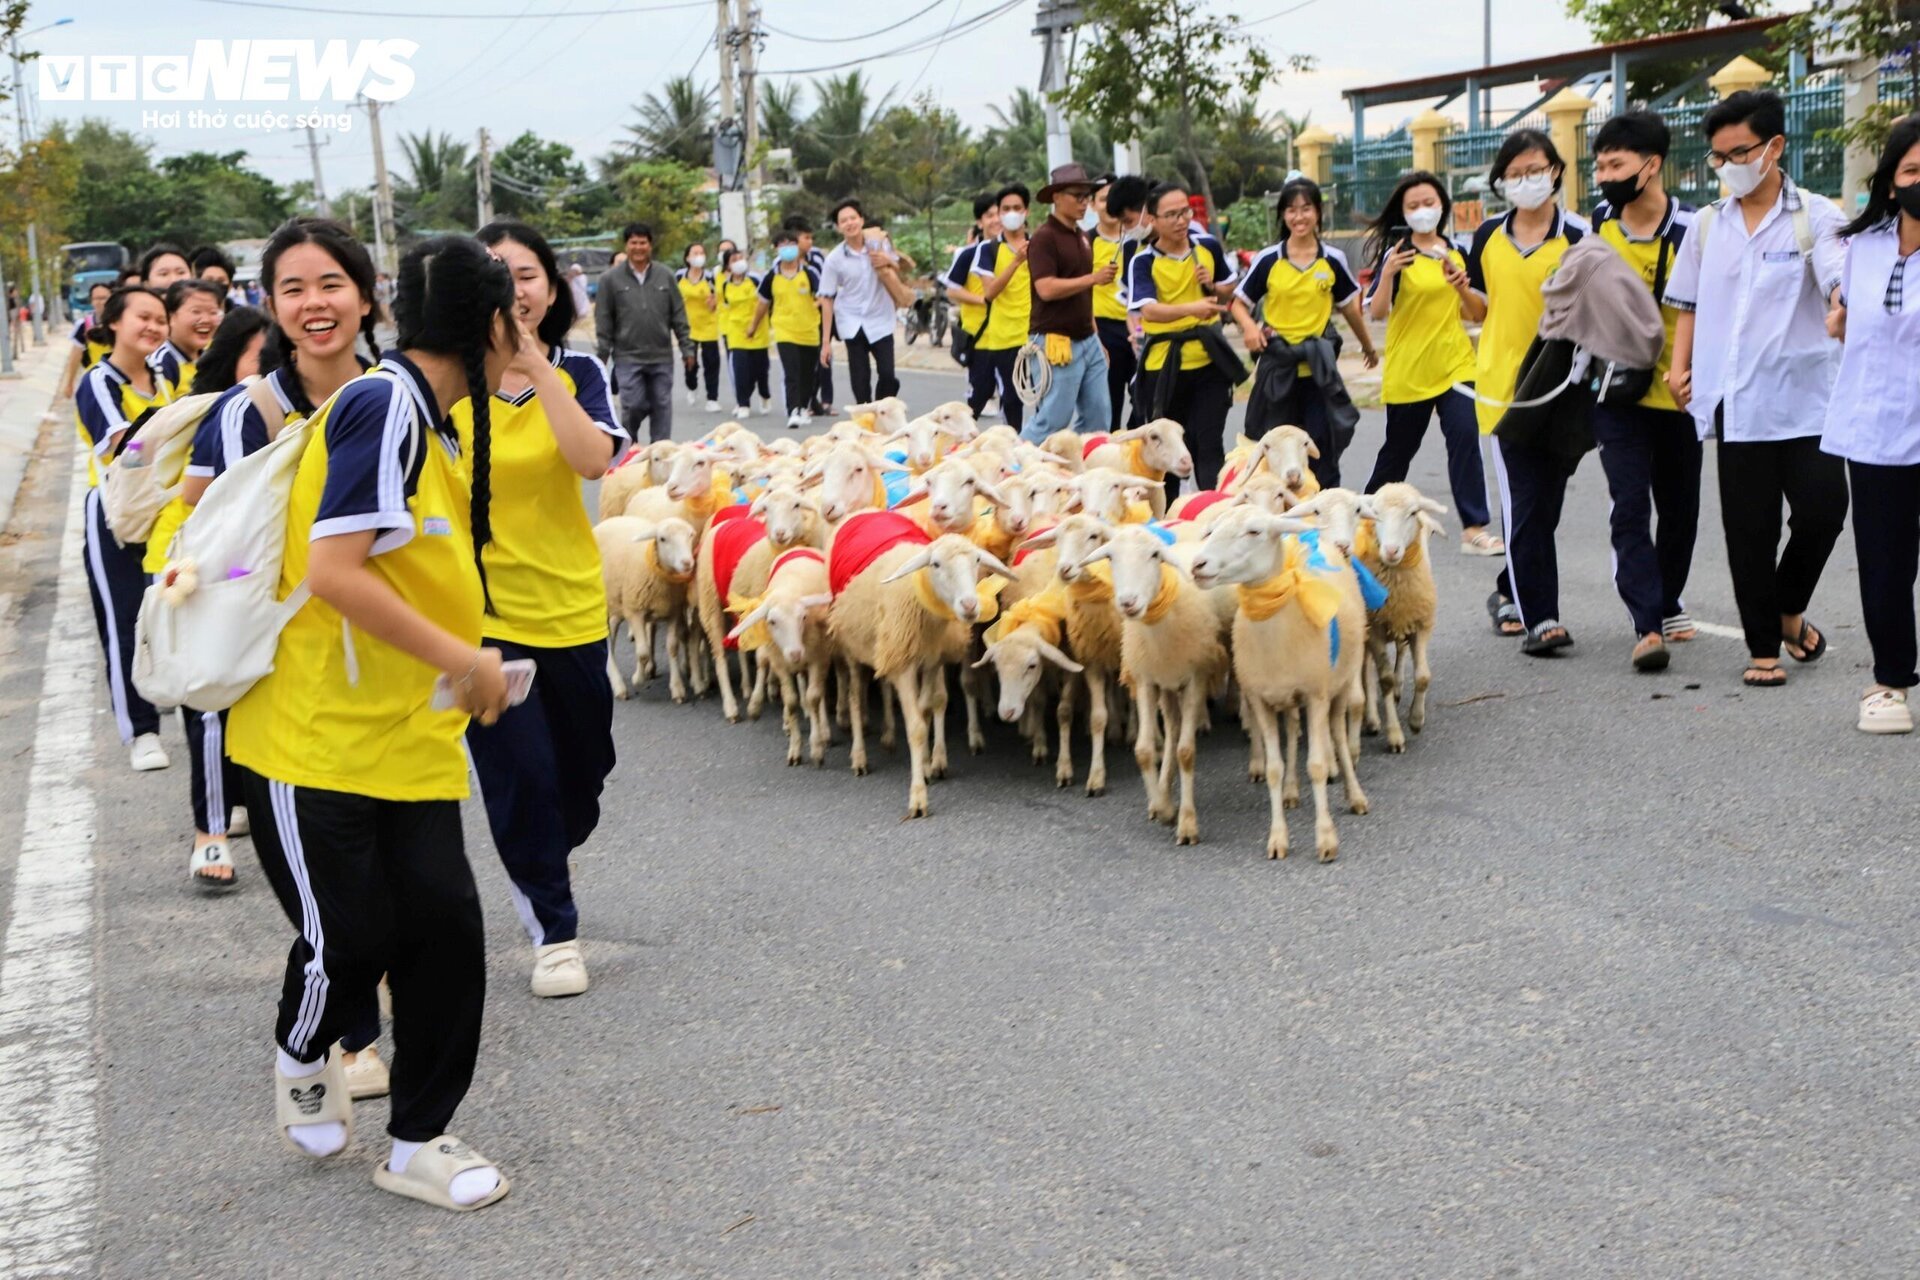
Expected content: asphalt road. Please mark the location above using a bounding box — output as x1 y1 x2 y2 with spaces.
0 361 1916 1278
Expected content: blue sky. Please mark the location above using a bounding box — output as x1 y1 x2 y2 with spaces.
17 0 1593 193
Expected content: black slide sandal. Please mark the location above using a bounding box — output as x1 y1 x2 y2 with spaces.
1487 591 1524 637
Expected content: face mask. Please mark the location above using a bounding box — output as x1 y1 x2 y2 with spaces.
1501 172 1555 211
1079 208 1099 232
728 259 747 276
1000 210 1026 232
687 255 706 271
776 245 799 264
1897 180 1920 221
1405 206 1443 234
1123 223 1151 243
1718 146 1775 199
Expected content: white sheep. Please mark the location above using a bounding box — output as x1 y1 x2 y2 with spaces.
596 513 697 702
726 548 835 767
1190 506 1370 861
597 440 679 520
1352 483 1445 753
1020 514 1129 795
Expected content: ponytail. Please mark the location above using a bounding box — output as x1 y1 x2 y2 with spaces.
463 342 495 614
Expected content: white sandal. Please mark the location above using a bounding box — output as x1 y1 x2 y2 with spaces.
373 1136 510 1212
1460 529 1505 556
189 840 239 893
340 1044 390 1100
274 1053 353 1158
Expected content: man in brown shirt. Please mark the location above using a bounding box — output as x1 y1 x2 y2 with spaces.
1023 162 1117 440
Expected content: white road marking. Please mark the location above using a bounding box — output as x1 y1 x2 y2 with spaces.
1692 620 1746 640
0 451 101 1274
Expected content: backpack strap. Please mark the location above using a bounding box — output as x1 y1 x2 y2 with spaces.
244 375 287 439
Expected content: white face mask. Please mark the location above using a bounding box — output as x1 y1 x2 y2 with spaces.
1718 147 1775 199
728 260 747 276
1000 210 1026 233
1405 206 1444 234
1122 223 1151 243
1501 173 1555 211
1078 207 1099 232
687 255 706 271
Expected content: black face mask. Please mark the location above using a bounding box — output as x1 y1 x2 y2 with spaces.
1895 180 1920 221
1598 164 1652 213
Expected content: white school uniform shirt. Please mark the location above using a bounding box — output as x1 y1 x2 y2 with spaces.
1662 177 1846 443
816 239 897 343
1822 221 1920 468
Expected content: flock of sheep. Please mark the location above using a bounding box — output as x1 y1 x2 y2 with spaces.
592 397 1447 862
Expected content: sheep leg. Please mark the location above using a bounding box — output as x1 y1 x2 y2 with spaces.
713 630 742 722
1024 698 1047 764
634 615 655 684
779 668 803 765
960 660 987 755
688 622 713 697
1132 681 1168 821
1282 705 1302 809
1174 682 1204 846
1346 675 1364 760
880 679 899 751
1244 693 1266 783
607 617 631 701
835 660 853 729
1361 648 1382 735
1306 696 1338 862
926 666 950 779
1154 691 1180 825
806 660 831 766
666 617 687 703
893 667 931 818
847 665 871 775
1107 675 1129 744
746 652 769 720
1054 674 1077 787
1084 670 1109 797
1408 629 1431 734
1373 633 1406 753
1334 690 1370 815
1250 698 1289 859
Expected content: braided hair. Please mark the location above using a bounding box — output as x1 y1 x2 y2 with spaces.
393 235 515 614
259 216 384 373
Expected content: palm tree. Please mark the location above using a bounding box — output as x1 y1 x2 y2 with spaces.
397 130 471 199
795 71 892 199
979 89 1048 185
1272 108 1313 172
630 76 716 168
760 81 803 150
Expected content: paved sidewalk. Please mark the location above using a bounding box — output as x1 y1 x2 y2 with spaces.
0 339 74 535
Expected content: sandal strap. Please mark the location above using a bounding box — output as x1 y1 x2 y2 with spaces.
275 1055 351 1129
403 1135 498 1184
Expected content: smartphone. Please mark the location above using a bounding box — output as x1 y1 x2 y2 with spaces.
431 658 537 712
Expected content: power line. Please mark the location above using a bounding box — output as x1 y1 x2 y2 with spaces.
1231 0 1321 31
185 0 709 17
900 0 967 102
762 0 944 44
757 0 1023 76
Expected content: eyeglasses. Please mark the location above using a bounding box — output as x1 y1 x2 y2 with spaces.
1707 139 1775 167
1504 165 1554 182
1155 206 1192 222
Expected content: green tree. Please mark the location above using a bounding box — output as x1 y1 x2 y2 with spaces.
1777 2 1920 155
1208 96 1291 207
871 94 975 267
396 130 475 230
606 158 712 261
1058 0 1309 209
152 151 290 241
489 130 613 235
629 76 716 168
760 80 804 150
1565 0 1778 100
793 71 891 200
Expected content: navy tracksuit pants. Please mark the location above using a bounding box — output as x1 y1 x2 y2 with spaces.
466 638 616 947
1491 435 1578 632
1368 390 1493 530
82 487 159 743
1590 401 1702 637
183 708 240 835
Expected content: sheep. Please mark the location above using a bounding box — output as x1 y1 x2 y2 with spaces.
887 402 977 472
660 445 739 538
1070 467 1159 526
843 396 912 438
803 440 910 525
692 505 771 722
596 513 697 703
1067 524 1229 844
597 440 679 520
1020 514 1128 795
1190 506 1370 861
1350 483 1445 754
726 485 831 721
974 580 1084 780
1221 426 1321 505
726 548 835 766
1082 419 1194 517
827 514 1015 818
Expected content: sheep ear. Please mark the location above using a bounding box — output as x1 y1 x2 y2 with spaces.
895 482 930 508
797 592 833 612
1303 439 1322 459
1122 481 1155 499
971 644 999 669
874 456 913 475
1036 639 1084 673
748 493 770 518
725 603 770 643
1014 525 1059 553
883 427 911 443
1105 427 1141 441
1416 512 1447 539
972 548 1017 580
798 469 824 490
974 477 1010 508
1071 544 1113 569
880 549 933 583
629 524 659 543
1418 497 1449 517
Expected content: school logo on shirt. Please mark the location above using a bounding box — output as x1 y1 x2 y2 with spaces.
423 516 452 537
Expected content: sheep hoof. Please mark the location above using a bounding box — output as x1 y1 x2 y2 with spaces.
968 733 986 755
1247 767 1263 784
1283 794 1301 811
1361 720 1379 736
851 756 868 776
906 794 928 819
1349 797 1370 815
1176 817 1199 845
1317 834 1338 862
1055 768 1073 789
1086 782 1105 798
671 690 687 705
1147 802 1173 824
787 749 802 766
1267 835 1288 859
1386 737 1405 754
725 709 741 724
1409 718 1425 734
613 687 630 702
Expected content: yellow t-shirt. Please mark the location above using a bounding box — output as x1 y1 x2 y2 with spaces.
720 274 770 351
228 356 484 802
1371 246 1477 404
757 264 822 347
1595 203 1690 412
677 269 721 343
1128 233 1236 373
1091 234 1131 322
1465 210 1587 433
965 240 1033 351
450 346 618 648
945 244 988 339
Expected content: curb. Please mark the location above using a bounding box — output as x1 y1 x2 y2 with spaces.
0 342 74 536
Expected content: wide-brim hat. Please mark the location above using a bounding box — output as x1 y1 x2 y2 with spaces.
1038 162 1098 202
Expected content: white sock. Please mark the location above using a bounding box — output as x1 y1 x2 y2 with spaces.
277 1047 347 1156
391 1138 500 1205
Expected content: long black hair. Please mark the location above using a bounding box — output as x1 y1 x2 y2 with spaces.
259 216 383 372
86 285 167 349
1276 177 1324 240
1842 114 1920 238
1363 169 1451 267
192 306 273 395
476 219 575 348
1489 128 1565 197
393 235 516 613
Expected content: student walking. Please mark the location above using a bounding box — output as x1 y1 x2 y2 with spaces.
57 280 116 399
750 230 823 428
148 279 226 395
1588 111 1701 672
1235 176 1378 489
719 248 772 416
1666 90 1848 688
594 222 693 443
950 184 1036 432
1362 171 1498 553
676 245 723 411
463 220 621 995
1467 130 1588 648
818 198 906 405
786 216 835 415
76 286 174 773
228 234 516 1212
1822 116 1920 734
1023 163 1115 440
1127 180 1241 489
1090 174 1149 431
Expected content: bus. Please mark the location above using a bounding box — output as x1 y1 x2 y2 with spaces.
62 242 130 314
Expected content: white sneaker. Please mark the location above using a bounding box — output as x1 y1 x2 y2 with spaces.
786 410 803 429
755 403 771 418
798 411 813 429
530 940 589 998
685 389 698 406
339 1043 390 1100
705 399 721 412
227 805 250 838
130 733 170 771
1858 687 1913 735
734 404 751 418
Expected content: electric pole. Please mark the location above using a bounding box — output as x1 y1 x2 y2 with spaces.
361 96 397 275
475 128 495 227
736 0 762 239
1034 0 1079 171
303 125 333 219
9 33 48 342
716 0 738 128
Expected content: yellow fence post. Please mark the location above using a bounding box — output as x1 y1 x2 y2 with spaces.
1544 88 1596 211
1297 125 1336 186
1410 108 1453 174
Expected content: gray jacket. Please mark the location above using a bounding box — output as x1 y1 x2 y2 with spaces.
594 260 691 367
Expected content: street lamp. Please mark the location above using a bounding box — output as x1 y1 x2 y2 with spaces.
9 17 76 349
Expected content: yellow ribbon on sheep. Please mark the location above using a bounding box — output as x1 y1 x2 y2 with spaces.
984 582 1069 647
725 587 770 650
1070 560 1179 623
1115 436 1161 480
913 569 1008 624
1352 518 1425 568
1121 498 1155 525
1065 561 1114 604
1235 537 1341 626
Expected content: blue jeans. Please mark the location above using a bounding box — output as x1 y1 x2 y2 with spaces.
1021 334 1113 442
